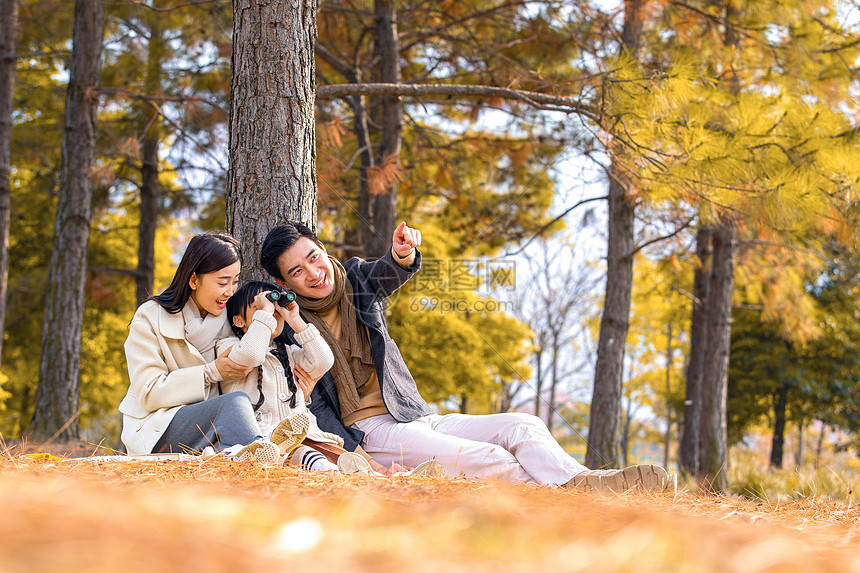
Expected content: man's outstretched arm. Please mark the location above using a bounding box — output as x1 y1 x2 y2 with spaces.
354 222 422 300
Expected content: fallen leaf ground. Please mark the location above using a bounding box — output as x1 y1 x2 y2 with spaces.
2 444 859 573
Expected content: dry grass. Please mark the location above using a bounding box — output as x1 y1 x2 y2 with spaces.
1 448 860 573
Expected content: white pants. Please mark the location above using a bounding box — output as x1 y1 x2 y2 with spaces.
352 412 587 486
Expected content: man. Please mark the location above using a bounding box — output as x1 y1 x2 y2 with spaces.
260 221 670 491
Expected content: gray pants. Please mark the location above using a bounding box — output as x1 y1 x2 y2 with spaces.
152 392 264 454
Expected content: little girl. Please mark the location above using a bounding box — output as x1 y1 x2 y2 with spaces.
214 281 371 472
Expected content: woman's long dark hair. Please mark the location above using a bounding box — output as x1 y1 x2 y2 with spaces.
152 232 242 314
227 281 299 411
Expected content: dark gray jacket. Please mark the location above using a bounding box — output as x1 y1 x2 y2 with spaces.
283 249 432 451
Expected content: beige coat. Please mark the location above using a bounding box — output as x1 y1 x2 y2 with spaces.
119 300 231 454
216 311 342 446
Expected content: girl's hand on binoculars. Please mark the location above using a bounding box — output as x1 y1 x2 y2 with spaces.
277 300 305 331
253 291 275 314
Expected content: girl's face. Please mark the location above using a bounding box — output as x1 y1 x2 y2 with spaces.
189 261 241 317
234 293 286 342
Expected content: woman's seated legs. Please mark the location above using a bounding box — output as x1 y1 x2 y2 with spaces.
152 392 263 454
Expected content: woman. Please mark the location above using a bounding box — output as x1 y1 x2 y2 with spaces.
119 232 279 462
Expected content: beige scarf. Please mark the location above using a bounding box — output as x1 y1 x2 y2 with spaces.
294 256 375 418
181 299 227 362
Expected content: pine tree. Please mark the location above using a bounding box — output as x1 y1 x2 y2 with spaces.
0 0 17 368
29 0 105 441
100 0 233 302
586 0 647 470
227 0 317 280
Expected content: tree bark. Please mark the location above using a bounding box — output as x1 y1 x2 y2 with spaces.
30 0 104 441
367 0 402 258
620 394 633 467
815 421 824 470
227 0 318 280
533 337 544 421
696 0 742 492
585 0 643 470
769 379 788 469
547 332 560 433
136 15 163 306
663 322 673 470
315 46 373 258
316 83 595 117
795 419 804 468
586 170 634 469
679 226 712 476
0 0 17 368
697 220 735 492
354 96 374 256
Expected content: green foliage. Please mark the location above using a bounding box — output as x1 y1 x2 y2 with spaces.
727 442 860 503
0 172 179 439
315 0 572 254
99 0 233 216
315 1 568 410
728 308 795 445
2 5 183 438
728 245 860 446
6 0 860 449
612 252 692 454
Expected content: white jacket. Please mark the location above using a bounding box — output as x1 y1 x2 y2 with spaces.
119 300 232 454
216 311 342 446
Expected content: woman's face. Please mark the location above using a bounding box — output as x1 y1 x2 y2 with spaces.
189 261 241 317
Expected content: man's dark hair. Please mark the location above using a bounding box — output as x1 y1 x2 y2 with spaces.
152 232 241 313
260 222 321 280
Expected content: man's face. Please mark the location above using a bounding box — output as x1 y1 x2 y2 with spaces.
274 236 335 299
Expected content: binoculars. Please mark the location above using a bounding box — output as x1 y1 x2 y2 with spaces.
266 290 297 306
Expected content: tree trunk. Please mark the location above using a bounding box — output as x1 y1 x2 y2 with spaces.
30 0 104 441
815 421 824 471
354 96 374 257
227 0 318 280
696 220 735 491
0 0 16 367
585 0 642 471
315 45 372 258
679 226 712 476
533 342 543 421
620 395 632 467
586 171 634 469
696 0 742 492
663 322 673 470
769 379 788 469
794 418 804 468
136 15 163 305
547 333 560 433
368 0 402 257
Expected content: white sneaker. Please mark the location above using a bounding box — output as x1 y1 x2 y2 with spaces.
402 460 448 478
567 464 671 492
219 441 281 465
337 452 384 476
